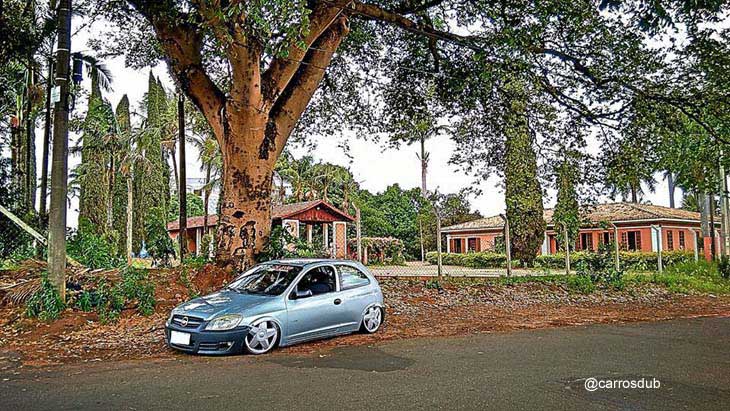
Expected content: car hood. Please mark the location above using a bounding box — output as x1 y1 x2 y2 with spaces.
172 289 274 321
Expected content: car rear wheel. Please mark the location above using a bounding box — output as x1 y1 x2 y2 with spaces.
243 320 279 355
361 306 383 333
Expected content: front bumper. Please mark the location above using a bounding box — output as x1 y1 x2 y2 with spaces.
165 322 251 355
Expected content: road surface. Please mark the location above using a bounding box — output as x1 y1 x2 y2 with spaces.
2 317 729 410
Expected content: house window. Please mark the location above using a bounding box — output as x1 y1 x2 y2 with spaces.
453 239 463 253
624 231 642 251
678 231 686 249
667 231 674 251
600 231 615 248
580 233 594 251
467 238 480 252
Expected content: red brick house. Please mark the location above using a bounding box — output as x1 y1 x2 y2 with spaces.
167 200 355 258
442 202 721 259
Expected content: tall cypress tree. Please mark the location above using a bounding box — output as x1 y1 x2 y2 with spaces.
112 95 131 250
132 73 171 253
553 154 580 251
78 67 112 233
504 78 545 267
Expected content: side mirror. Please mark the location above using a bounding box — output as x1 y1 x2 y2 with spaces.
292 289 313 299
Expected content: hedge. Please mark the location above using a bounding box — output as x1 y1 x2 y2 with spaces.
425 250 695 271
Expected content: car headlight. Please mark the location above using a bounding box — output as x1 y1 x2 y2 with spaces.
205 314 243 331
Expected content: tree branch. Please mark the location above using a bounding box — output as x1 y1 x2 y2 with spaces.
128 0 226 139
266 16 350 160
262 0 350 112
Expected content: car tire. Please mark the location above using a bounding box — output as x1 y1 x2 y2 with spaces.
243 320 279 355
360 306 383 334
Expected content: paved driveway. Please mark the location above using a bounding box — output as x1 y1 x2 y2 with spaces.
2 317 728 410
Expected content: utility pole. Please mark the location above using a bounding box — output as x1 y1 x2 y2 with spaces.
177 93 187 259
355 205 362 263
48 0 72 302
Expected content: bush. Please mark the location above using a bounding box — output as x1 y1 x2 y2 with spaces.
145 206 176 267
428 250 694 272
260 225 329 261
67 218 124 269
26 274 66 321
719 256 730 280
79 267 157 323
566 273 595 294
353 237 405 265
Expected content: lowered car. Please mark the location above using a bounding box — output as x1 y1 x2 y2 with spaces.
165 259 385 355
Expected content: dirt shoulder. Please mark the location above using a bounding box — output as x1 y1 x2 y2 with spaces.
1 271 729 368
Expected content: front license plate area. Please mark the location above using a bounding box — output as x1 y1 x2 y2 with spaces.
170 330 191 346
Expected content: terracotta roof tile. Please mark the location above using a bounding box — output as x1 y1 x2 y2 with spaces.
442 202 702 233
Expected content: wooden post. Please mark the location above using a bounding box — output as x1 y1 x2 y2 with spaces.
501 214 512 277
436 210 443 281
611 224 620 271
653 225 663 274
355 206 362 262
563 223 570 276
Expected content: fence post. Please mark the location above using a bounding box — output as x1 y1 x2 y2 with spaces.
355 206 362 262
436 210 443 281
500 214 512 277
693 231 699 262
611 223 620 271
563 223 570 276
652 225 663 274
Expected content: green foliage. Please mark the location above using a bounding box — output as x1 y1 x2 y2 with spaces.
67 217 124 269
503 78 545 267
259 225 327 261
428 250 695 272
26 274 66 321
425 278 441 290
182 255 208 269
634 260 730 295
552 155 580 251
144 206 176 267
566 273 596 294
167 192 206 222
90 268 156 323
352 237 405 265
75 291 93 312
719 257 730 280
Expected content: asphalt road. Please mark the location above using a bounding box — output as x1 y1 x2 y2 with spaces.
2 317 729 410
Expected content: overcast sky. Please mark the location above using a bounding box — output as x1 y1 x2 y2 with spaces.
48 18 678 228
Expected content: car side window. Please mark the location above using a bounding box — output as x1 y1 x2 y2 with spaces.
296 266 337 296
337 265 370 290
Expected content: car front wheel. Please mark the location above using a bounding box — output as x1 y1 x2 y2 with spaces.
243 320 279 355
361 306 383 333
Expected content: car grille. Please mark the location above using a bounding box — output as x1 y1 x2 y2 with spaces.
171 315 204 329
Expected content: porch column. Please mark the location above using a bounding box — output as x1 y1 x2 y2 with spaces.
333 221 347 258
323 223 329 253
541 231 549 255
195 227 202 256
306 224 313 244
282 219 299 251
446 235 451 253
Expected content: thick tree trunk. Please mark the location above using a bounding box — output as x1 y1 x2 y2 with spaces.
630 185 638 203
667 172 675 208
215 113 274 272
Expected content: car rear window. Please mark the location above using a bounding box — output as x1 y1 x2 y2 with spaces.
338 265 370 290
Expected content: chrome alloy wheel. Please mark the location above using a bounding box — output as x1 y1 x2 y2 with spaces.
362 306 382 333
244 320 278 355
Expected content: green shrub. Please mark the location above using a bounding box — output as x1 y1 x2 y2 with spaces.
87 268 156 323
67 218 124 269
260 226 329 261
145 206 176 267
26 274 66 321
566 273 595 294
719 256 730 280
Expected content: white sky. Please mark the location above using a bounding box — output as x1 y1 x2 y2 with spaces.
43 17 677 228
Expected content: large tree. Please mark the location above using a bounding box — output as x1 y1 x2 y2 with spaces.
88 0 730 271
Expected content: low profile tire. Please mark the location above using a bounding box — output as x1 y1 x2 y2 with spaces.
243 320 279 355
360 306 383 334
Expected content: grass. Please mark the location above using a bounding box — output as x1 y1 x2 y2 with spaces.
625 261 730 295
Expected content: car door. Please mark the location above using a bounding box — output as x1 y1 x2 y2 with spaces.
285 265 344 342
335 264 375 332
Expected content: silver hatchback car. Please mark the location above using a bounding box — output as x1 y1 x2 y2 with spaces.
165 259 385 355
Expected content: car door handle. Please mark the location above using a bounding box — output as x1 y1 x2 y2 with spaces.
334 298 342 305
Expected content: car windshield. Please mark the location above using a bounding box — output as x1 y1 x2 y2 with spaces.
227 264 302 296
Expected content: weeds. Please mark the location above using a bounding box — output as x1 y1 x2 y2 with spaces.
26 274 66 321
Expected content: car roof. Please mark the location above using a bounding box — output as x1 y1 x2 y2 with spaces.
265 258 360 267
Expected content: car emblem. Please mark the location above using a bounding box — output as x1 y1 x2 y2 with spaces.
181 316 189 327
